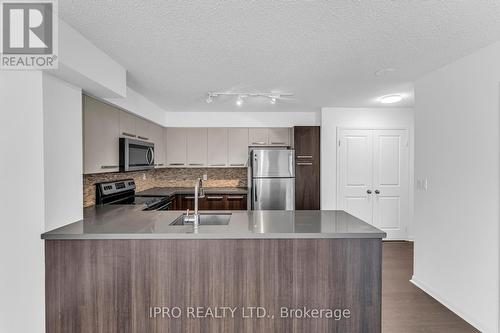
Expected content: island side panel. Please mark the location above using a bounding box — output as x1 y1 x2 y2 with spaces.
45 238 381 333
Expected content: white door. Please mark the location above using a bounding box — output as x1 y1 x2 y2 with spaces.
372 130 409 239
337 129 374 224
338 129 409 239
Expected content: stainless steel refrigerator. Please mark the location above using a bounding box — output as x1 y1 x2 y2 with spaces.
250 148 295 210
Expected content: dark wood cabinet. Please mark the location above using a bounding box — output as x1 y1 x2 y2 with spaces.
203 195 226 210
174 194 247 211
294 126 320 210
225 195 247 210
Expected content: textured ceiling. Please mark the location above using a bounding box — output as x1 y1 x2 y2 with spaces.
59 1 500 112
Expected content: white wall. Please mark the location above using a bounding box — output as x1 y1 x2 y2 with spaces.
0 72 45 333
49 19 127 98
104 87 168 126
43 74 83 231
320 108 415 235
412 41 500 333
163 111 320 127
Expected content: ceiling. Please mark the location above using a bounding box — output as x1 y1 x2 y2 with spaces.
59 1 500 112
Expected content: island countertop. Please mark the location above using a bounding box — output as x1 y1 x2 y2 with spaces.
42 204 386 240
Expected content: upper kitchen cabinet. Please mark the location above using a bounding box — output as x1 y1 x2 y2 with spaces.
165 128 187 167
268 128 290 146
135 117 150 141
119 111 136 139
83 96 120 174
249 128 291 146
207 128 228 167
149 124 166 168
119 111 150 141
228 128 249 167
249 128 269 145
186 128 208 167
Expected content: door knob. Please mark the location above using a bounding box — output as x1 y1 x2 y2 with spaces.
375 190 380 194
367 190 372 194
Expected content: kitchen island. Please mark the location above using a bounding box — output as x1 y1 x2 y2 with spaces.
42 207 385 333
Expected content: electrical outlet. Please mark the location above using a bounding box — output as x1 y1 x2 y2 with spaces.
203 174 208 181
142 173 146 180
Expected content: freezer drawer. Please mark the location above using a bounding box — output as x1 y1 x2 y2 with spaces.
252 178 295 210
252 149 295 178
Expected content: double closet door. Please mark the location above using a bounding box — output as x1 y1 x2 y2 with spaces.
337 129 409 239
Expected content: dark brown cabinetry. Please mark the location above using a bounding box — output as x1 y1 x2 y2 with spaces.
294 126 320 210
174 194 247 211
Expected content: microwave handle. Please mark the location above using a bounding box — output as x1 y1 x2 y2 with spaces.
148 147 155 165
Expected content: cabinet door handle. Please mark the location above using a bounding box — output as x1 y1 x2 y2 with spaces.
122 132 136 138
169 163 185 166
230 163 245 166
297 155 313 159
184 196 195 199
271 142 286 145
138 136 149 141
155 163 164 166
252 141 266 145
297 162 313 166
227 196 244 200
210 164 226 166
101 165 119 169
189 163 204 166
206 196 223 200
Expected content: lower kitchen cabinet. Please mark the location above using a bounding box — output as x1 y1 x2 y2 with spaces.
174 194 247 211
225 195 247 210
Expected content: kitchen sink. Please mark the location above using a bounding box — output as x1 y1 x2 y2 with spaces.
170 213 232 226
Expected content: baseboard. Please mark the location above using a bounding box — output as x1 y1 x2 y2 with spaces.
410 276 491 333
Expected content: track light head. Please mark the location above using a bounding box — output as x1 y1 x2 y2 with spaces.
236 95 243 106
206 94 213 104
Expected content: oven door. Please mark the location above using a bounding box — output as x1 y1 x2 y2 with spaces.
120 138 155 172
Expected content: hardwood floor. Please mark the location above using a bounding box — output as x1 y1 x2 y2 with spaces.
382 242 479 333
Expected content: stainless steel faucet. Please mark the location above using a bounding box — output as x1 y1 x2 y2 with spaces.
184 178 205 229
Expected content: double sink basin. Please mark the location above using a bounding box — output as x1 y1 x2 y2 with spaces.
170 213 232 226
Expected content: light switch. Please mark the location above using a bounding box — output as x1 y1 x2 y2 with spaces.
203 174 208 181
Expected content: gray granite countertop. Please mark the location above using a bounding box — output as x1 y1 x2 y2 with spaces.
136 187 248 197
41 205 386 240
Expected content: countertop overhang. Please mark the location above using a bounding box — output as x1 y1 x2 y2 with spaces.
41 204 386 240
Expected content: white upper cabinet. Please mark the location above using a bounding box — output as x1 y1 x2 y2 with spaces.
166 128 187 166
268 128 290 146
187 128 208 167
149 123 166 167
83 96 120 174
119 111 136 139
249 128 269 145
207 128 228 167
119 111 150 141
228 128 249 167
136 117 150 141
249 128 290 146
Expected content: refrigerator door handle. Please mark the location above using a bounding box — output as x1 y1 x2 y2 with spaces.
289 152 293 176
254 182 258 203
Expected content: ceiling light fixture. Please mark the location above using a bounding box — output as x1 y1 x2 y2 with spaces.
236 95 244 106
378 94 403 104
374 67 396 77
205 91 292 105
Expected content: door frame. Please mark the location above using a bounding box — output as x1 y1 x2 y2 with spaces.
336 127 412 240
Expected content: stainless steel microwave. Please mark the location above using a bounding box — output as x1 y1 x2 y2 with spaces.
119 138 154 172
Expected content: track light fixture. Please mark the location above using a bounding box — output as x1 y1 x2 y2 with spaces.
205 91 293 105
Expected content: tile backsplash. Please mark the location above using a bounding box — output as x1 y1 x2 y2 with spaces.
83 168 247 207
